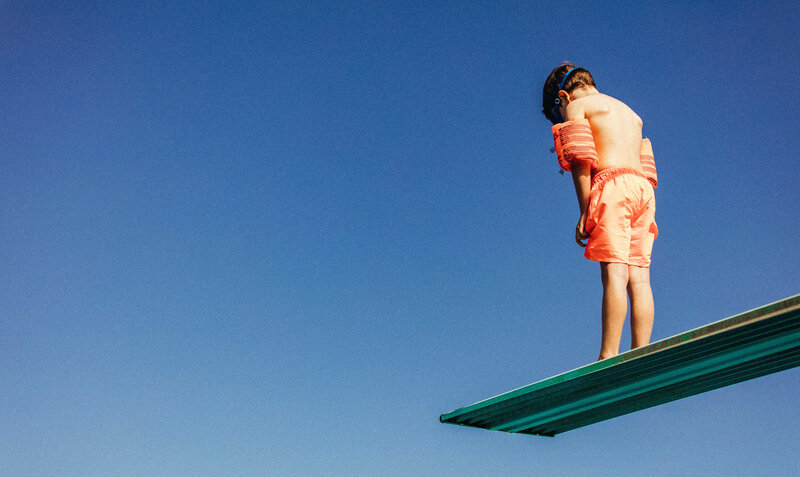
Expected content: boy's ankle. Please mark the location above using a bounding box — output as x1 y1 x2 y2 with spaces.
598 351 618 361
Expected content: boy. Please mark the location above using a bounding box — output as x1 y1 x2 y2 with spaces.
542 64 658 360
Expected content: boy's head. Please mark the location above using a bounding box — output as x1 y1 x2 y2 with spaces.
542 63 596 124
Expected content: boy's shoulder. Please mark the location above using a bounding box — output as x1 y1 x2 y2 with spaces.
575 93 616 111
565 94 609 120
568 93 640 124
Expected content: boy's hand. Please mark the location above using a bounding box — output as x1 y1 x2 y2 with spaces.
569 162 591 248
575 213 589 247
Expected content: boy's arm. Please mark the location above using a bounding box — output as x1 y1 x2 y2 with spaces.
571 161 591 247
566 100 591 246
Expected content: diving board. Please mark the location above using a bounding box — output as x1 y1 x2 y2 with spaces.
440 294 800 437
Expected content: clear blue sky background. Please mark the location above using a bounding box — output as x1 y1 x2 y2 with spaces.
2 1 799 475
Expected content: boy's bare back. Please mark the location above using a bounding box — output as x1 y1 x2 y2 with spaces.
565 91 643 172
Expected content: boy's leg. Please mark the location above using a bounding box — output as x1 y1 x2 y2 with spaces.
628 265 654 349
599 262 628 360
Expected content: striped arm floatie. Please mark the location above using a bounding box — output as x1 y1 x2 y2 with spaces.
552 119 599 173
640 138 657 188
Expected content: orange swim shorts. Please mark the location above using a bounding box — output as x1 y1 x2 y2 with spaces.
584 167 658 267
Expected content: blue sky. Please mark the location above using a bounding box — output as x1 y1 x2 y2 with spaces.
2 1 799 475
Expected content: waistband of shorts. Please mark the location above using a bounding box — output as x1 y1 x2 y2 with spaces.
592 167 648 188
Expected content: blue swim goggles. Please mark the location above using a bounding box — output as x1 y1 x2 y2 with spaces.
552 67 577 123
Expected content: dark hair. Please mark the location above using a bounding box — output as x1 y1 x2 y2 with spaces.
541 63 596 123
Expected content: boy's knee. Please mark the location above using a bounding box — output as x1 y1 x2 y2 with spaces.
600 262 629 287
627 265 651 287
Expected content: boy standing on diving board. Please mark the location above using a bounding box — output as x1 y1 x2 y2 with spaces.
542 64 659 361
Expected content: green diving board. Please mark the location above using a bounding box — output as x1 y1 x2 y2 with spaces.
440 294 800 437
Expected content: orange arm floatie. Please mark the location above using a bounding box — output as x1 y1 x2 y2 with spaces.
640 138 657 188
552 119 599 172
